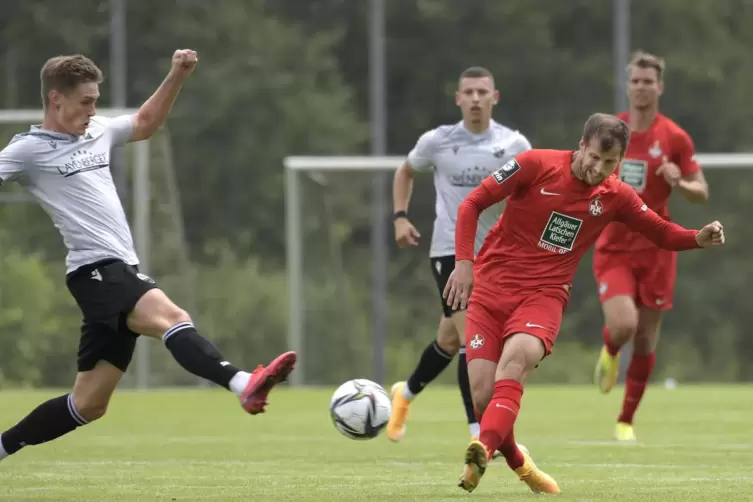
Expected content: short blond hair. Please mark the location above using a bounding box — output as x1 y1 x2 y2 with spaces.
40 55 103 108
627 50 665 81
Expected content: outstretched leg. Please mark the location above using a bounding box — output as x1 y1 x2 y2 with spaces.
128 289 295 414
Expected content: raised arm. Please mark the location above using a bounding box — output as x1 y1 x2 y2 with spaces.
455 154 535 260
615 186 701 251
129 50 198 143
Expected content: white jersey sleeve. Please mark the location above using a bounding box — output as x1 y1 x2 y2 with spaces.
0 136 30 184
91 114 135 147
407 129 440 171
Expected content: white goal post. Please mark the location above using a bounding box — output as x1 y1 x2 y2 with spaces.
283 152 753 387
0 108 153 389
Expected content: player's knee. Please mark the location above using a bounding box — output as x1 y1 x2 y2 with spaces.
632 330 658 355
468 362 495 414
72 393 109 422
129 289 192 337
495 358 531 383
471 381 493 414
607 318 638 344
436 331 460 355
163 306 191 328
435 316 460 355
496 334 543 383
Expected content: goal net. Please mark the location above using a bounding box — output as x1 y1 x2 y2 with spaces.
0 109 197 389
285 153 753 387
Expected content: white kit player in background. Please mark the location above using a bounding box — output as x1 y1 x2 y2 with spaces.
387 66 531 446
0 51 296 465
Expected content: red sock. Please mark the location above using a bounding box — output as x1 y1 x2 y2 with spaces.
474 409 483 423
617 352 656 424
497 429 525 470
603 326 620 356
478 380 523 459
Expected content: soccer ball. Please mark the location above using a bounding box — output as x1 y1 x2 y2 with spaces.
329 379 392 440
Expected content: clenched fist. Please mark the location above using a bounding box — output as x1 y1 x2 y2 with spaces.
172 49 198 76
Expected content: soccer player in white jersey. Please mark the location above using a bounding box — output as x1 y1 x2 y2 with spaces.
0 52 296 463
387 67 532 443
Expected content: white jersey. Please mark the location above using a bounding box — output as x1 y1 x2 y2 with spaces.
0 115 139 274
407 120 532 258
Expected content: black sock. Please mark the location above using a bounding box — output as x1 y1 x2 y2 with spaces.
457 346 477 424
1 393 87 455
406 340 454 396
162 322 241 390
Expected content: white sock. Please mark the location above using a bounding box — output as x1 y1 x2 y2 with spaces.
469 422 481 438
401 383 416 401
0 434 8 460
228 371 252 397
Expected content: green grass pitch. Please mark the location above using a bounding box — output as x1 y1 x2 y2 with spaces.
1 385 753 501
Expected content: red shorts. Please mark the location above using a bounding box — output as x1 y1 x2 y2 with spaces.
465 285 570 363
592 247 677 310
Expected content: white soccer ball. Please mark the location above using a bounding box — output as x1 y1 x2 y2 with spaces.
329 379 392 440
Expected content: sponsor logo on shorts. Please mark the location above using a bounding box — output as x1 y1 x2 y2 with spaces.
619 159 647 193
538 212 583 254
599 282 608 295
491 159 520 184
137 273 155 284
469 334 485 349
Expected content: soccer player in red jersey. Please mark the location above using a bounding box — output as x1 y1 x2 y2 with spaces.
592 52 709 442
444 113 724 494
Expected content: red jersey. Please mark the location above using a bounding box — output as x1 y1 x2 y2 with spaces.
595 113 700 253
455 149 700 290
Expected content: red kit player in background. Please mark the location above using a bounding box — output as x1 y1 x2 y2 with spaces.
444 113 723 494
592 52 709 443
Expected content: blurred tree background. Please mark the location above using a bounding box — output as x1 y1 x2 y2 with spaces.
0 0 751 387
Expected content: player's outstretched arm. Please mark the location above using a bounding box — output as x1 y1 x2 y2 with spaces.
129 50 198 143
615 187 724 250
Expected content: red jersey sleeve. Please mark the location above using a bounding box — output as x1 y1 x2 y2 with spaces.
672 128 700 176
614 184 700 251
455 151 539 261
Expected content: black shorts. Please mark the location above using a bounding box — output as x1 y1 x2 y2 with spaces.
429 255 464 318
66 259 158 373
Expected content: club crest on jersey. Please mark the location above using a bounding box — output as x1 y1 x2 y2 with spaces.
491 159 520 184
469 334 485 349
648 140 662 159
589 197 603 216
492 146 506 158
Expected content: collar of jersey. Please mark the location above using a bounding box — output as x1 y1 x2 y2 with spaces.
26 125 78 142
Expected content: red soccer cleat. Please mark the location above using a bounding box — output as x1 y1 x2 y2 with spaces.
239 351 297 415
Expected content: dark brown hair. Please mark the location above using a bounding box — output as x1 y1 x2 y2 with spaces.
40 55 103 108
582 113 630 154
627 50 665 81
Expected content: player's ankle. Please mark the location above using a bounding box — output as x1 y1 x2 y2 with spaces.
0 435 9 460
229 371 252 397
